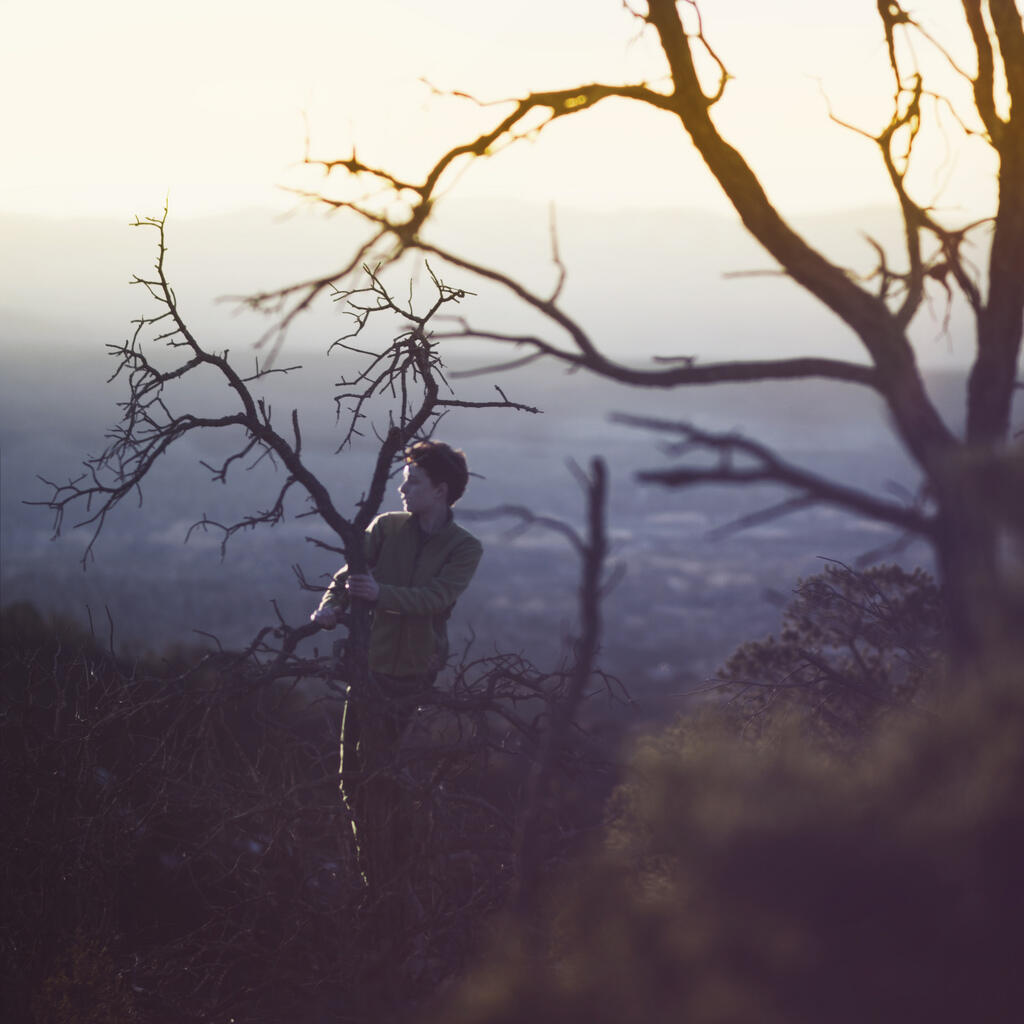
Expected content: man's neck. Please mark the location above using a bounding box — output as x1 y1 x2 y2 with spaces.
416 506 451 536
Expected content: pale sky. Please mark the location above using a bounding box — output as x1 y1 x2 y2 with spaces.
0 0 996 221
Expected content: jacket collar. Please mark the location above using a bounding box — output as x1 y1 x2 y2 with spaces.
406 509 456 542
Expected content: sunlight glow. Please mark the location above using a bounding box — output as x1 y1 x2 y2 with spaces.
0 0 996 221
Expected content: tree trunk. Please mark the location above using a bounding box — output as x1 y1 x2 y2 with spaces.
933 451 1024 675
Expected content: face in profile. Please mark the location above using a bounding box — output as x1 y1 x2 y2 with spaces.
399 463 447 516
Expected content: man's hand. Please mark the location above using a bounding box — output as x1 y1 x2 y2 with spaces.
346 573 380 602
310 606 340 629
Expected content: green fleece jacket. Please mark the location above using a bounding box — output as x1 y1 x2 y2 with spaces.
317 512 483 678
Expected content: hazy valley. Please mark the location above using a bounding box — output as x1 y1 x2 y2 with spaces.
1 201 979 718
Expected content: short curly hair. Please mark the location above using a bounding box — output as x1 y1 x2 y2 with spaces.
405 441 470 505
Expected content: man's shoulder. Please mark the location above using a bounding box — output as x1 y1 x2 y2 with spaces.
371 511 414 534
449 519 483 554
371 511 481 553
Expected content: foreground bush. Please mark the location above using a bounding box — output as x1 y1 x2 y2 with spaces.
1 603 620 1022
714 562 945 751
440 668 1024 1024
1 603 360 1023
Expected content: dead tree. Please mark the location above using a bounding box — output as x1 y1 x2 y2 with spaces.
12 483 626 1020
253 1 1024 674
334 460 626 983
463 459 611 913
32 206 539 897
30 209 633 1004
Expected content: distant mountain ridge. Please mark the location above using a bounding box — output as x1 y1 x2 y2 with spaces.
0 199 977 368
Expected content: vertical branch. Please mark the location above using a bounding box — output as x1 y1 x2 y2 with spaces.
510 457 608 915
966 0 1024 444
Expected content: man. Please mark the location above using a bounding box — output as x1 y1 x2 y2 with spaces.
310 440 483 677
310 440 483 888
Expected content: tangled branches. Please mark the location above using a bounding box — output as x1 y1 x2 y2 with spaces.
22 215 628 1015
1 567 627 1020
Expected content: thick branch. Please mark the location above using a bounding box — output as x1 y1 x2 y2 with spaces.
422 244 881 390
310 83 674 211
991 0 1024 111
615 413 935 537
964 0 1004 139
966 2 1024 444
644 0 956 473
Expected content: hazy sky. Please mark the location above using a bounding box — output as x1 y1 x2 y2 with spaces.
1 0 994 220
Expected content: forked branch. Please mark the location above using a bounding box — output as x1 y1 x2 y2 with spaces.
614 413 936 538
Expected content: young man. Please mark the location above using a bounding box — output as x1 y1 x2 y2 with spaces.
310 441 483 889
310 440 483 679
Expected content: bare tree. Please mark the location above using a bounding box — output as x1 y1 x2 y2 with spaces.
462 458 613 914
30 209 631 1008
33 206 537 880
252 1 1024 672
35 206 539 643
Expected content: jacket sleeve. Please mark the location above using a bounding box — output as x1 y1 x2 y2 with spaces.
315 516 389 613
375 536 483 616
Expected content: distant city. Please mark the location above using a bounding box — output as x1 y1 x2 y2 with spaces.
1 201 979 725
3 346 936 724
